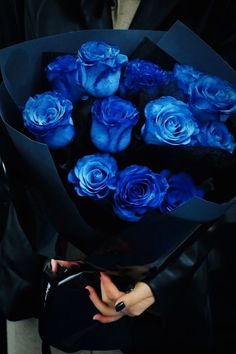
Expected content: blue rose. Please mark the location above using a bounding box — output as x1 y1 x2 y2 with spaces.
68 153 117 200
194 121 236 153
113 165 168 222
173 64 202 94
91 96 139 153
142 96 199 146
77 41 128 97
189 75 236 122
119 59 169 97
45 55 85 103
159 170 204 213
22 91 75 149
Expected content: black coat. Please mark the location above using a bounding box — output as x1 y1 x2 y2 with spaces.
1 0 236 69
0 1 236 352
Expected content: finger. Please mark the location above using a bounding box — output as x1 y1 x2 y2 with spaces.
115 282 154 311
100 272 119 292
51 259 59 273
51 259 80 272
59 260 80 268
93 313 123 324
100 273 124 303
86 286 118 316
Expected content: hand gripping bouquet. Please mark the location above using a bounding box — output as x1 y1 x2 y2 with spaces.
0 21 236 284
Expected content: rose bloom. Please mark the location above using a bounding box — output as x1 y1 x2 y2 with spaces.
45 54 85 103
113 165 168 221
68 153 118 200
189 75 236 122
142 96 199 146
77 41 128 97
91 95 139 153
22 91 75 149
159 170 204 213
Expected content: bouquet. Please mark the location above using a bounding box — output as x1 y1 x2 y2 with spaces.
1 22 236 281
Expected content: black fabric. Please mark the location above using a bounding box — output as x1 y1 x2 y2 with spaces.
0 120 59 319
0 0 24 49
0 160 9 241
146 229 214 352
0 117 59 258
0 120 11 242
0 313 7 354
144 222 236 353
41 341 52 354
208 223 236 353
0 203 44 320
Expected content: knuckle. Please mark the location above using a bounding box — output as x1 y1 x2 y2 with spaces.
101 294 107 302
129 308 141 317
102 293 116 306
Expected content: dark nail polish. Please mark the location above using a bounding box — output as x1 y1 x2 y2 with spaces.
115 302 125 312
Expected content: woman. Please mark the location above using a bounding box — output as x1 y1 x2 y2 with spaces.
1 1 236 353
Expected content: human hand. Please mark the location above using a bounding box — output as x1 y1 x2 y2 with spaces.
51 259 81 273
86 272 155 323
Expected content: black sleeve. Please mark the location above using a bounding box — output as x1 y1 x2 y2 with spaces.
146 231 212 300
210 0 236 70
0 0 25 49
144 220 236 352
0 159 9 239
143 229 215 351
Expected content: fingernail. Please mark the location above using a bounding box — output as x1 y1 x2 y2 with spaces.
85 287 90 295
115 302 125 312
